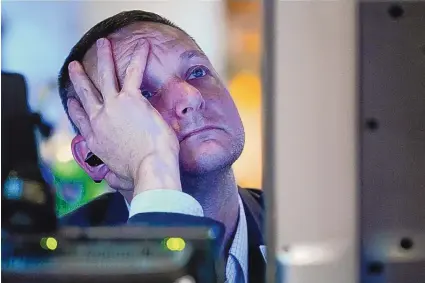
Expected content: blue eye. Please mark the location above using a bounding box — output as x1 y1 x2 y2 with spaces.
188 66 207 80
141 90 154 99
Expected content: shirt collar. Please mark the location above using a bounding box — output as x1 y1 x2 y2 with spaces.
124 198 130 211
227 195 249 283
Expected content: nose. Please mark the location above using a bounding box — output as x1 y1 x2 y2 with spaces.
172 81 205 118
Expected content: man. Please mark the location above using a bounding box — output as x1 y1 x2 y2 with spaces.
58 10 265 283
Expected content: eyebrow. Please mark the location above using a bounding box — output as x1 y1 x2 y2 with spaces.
179 50 207 61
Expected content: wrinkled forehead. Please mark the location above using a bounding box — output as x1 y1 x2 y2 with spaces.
82 22 199 85
110 21 197 50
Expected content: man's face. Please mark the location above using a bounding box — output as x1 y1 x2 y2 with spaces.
82 22 245 175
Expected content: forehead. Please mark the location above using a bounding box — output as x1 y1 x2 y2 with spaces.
110 21 196 48
82 22 200 81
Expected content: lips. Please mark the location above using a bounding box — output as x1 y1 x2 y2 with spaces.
179 126 222 143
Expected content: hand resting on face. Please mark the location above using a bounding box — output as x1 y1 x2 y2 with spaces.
67 38 182 197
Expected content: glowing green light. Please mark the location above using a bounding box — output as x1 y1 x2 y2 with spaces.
41 237 58 251
166 237 185 251
46 237 58 250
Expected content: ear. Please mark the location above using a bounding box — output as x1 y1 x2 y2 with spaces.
71 135 110 182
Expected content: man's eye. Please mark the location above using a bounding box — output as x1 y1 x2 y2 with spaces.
141 90 154 99
187 66 207 80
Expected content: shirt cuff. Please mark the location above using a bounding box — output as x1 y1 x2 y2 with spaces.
128 189 204 218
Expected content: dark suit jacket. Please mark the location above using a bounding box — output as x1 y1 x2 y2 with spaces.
60 187 266 282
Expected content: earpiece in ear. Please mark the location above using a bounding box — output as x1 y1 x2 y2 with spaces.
84 152 104 167
84 152 104 183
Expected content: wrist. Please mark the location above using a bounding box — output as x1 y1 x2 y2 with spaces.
132 152 182 196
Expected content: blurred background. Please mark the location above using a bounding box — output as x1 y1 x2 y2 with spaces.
2 1 425 282
1 0 263 216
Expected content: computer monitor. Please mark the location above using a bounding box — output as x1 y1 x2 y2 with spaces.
2 226 225 283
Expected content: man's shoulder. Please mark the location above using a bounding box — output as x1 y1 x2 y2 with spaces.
60 188 264 227
59 192 128 227
244 188 263 199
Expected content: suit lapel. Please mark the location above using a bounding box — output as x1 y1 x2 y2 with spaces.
239 188 267 282
103 192 129 225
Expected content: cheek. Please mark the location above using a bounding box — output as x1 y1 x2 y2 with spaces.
191 77 233 106
148 76 242 128
190 76 221 95
193 78 242 124
147 97 177 130
152 76 228 112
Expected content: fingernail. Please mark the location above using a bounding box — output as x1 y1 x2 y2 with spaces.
67 97 76 107
68 61 76 71
97 38 105 48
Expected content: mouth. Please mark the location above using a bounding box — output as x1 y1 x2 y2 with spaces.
179 126 223 143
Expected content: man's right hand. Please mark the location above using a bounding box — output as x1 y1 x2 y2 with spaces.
67 38 182 196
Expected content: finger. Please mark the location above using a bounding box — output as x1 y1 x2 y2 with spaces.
96 38 119 100
68 61 102 116
67 98 94 139
122 40 149 93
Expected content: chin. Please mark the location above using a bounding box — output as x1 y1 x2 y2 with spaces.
179 139 243 175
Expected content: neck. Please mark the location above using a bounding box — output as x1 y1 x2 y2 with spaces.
120 190 134 206
181 167 240 254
